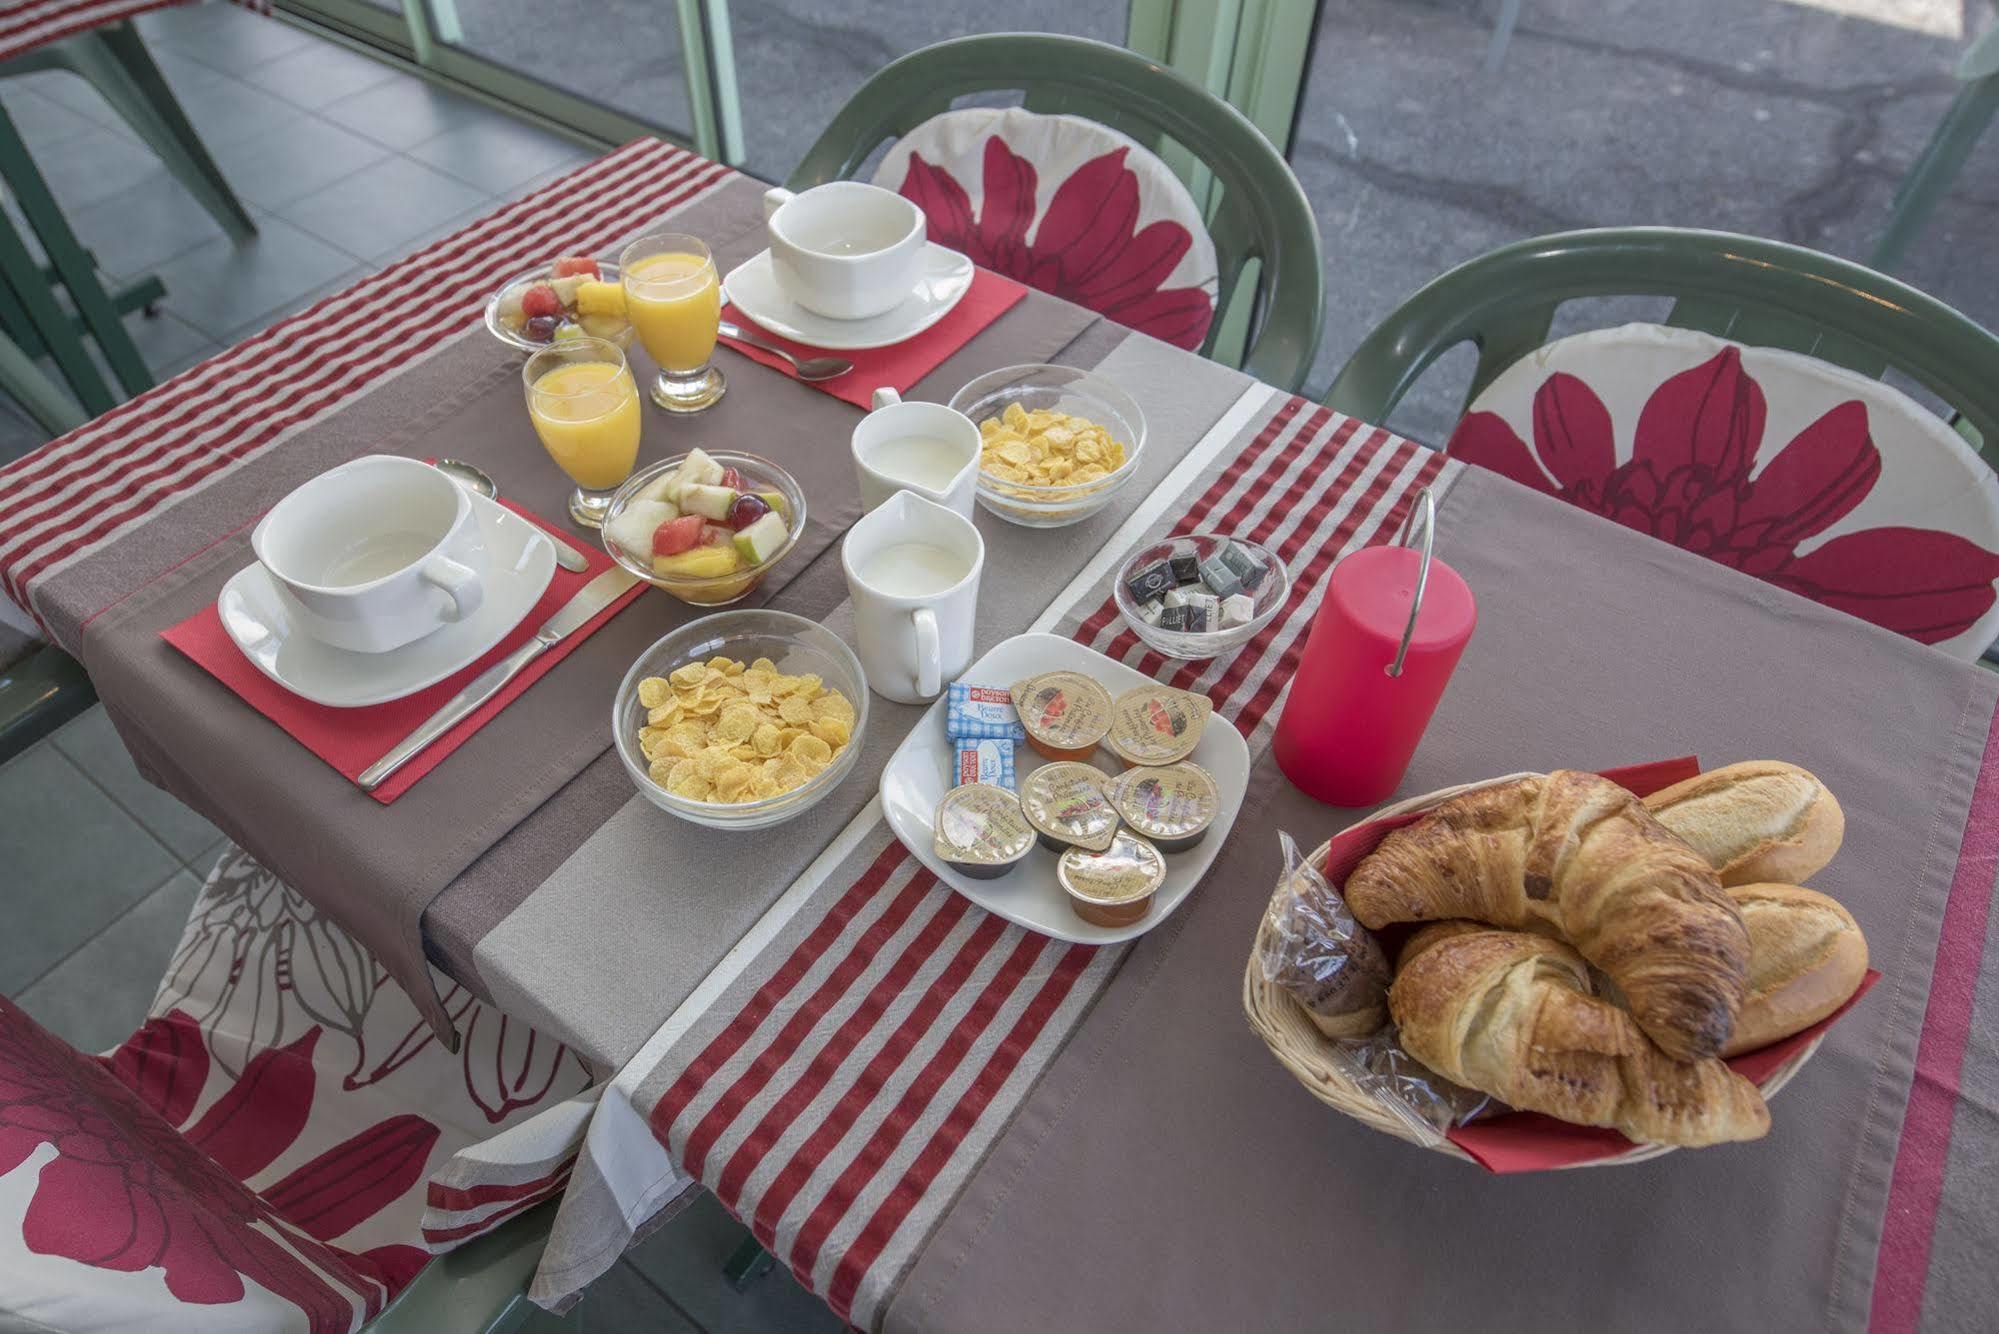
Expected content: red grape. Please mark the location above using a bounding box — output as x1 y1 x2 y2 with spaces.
727 493 771 530
524 315 560 342
718 466 744 489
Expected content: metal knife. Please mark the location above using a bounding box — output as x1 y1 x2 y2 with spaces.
358 566 640 792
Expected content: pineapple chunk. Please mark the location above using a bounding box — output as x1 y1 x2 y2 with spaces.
575 280 626 318
653 545 741 580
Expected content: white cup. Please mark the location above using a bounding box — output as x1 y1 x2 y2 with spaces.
852 387 981 520
251 455 487 655
841 490 984 703
763 183 926 322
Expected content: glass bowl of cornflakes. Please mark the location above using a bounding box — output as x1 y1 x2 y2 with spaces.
950 364 1146 528
613 610 869 829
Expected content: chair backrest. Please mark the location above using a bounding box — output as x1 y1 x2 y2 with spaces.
1322 226 1999 454
787 33 1324 390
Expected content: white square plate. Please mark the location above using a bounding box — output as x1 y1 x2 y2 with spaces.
879 632 1250 945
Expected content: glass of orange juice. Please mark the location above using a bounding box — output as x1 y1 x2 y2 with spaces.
618 232 726 414
522 336 642 528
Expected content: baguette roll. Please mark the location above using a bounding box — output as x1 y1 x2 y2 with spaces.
1721 883 1869 1057
1644 761 1844 887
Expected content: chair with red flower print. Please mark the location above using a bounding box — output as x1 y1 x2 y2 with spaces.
1323 227 1999 661
788 33 1325 391
0 846 594 1332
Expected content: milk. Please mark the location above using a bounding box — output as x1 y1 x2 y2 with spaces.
865 437 969 495
857 541 969 597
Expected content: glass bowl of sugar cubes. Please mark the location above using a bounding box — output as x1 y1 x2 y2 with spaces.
1112 533 1289 661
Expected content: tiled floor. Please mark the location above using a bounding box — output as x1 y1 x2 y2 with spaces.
0 4 835 1329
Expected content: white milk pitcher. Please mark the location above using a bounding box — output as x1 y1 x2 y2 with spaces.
840 489 984 703
851 387 981 519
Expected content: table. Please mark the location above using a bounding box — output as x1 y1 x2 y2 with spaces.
2 140 1994 1334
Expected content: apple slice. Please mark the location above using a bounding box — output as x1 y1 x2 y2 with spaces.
732 511 788 565
679 482 737 521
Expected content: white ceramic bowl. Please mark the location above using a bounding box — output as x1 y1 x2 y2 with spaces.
1112 533 1289 660
484 260 633 352
612 610 869 830
948 364 1146 528
599 452 807 607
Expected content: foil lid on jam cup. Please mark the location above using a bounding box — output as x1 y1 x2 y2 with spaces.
1058 830 1167 928
1019 760 1119 853
1105 684 1213 768
1010 671 1113 761
1108 761 1219 854
932 783 1036 879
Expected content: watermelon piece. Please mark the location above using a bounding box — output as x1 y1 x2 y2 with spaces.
651 514 706 557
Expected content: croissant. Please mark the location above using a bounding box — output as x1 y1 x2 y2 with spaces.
1390 923 1770 1146
1346 770 1749 1060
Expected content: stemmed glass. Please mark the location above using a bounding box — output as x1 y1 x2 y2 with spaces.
522 336 642 528
619 231 727 413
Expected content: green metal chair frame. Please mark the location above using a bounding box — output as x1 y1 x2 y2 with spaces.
2 20 256 245
785 33 1325 391
1322 226 1999 457
1873 20 1999 273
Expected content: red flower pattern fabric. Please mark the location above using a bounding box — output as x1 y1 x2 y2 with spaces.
1447 329 1999 653
875 107 1218 350
0 847 594 1331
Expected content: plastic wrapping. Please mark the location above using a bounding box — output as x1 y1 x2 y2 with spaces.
1258 831 1494 1136
1257 832 1393 1037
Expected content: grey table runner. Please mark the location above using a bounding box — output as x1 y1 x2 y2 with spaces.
472 331 1256 1068
76 175 1098 1043
886 466 1999 1334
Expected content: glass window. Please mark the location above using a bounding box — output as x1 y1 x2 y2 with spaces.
724 2 1130 182
1289 0 1999 435
426 0 691 137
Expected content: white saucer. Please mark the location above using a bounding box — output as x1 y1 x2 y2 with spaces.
721 243 975 351
218 491 558 708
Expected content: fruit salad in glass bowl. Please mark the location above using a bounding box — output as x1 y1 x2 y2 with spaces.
485 255 634 351
600 448 806 606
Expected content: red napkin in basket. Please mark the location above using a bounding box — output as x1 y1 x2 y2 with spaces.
718 267 1027 410
163 503 645 805
1316 757 1882 1173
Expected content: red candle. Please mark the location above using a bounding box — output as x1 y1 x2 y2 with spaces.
1273 541 1476 806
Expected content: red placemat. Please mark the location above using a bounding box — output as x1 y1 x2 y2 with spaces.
719 267 1027 410
162 504 645 804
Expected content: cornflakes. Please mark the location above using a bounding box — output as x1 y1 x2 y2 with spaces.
977 406 1126 490
632 657 857 806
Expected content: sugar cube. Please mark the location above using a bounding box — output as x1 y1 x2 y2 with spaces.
1138 599 1165 625
1222 593 1255 627
1162 587 1189 609
1123 559 1176 604
1158 605 1188 631
1196 554 1243 600
1169 552 1200 584
1182 601 1211 632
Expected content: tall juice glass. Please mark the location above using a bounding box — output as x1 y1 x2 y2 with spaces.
523 336 642 527
619 232 726 413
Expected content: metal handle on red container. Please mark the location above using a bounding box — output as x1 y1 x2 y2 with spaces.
1385 486 1436 679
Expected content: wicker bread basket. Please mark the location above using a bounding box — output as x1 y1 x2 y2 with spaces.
1241 773 1827 1168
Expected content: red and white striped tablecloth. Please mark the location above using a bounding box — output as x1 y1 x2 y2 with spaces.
519 394 1451 1326
0 1 258 63
0 138 730 643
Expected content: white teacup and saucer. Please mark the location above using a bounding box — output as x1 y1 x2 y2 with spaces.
220 455 557 707
721 183 975 352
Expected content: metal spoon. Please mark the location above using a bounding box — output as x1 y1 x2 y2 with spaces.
434 458 591 573
719 320 853 381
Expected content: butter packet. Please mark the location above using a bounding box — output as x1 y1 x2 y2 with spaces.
954 737 1015 789
946 681 1028 741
